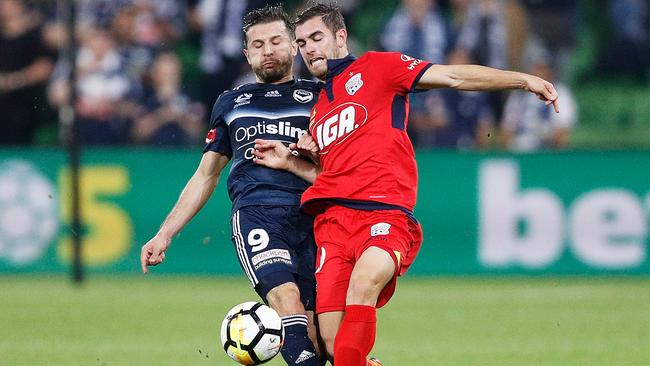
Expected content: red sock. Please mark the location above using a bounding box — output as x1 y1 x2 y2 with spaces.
333 305 377 366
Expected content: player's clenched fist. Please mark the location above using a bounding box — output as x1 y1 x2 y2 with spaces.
140 235 170 273
252 138 321 183
291 133 320 164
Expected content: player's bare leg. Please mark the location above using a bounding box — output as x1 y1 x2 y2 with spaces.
316 310 344 362
267 282 324 365
306 310 321 359
346 247 395 306
335 247 395 366
266 282 305 316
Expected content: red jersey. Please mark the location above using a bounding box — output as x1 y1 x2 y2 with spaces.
301 52 432 213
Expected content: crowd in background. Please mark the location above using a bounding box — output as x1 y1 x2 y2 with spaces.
0 0 648 150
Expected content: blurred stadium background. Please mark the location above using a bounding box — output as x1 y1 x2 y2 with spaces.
1 0 649 365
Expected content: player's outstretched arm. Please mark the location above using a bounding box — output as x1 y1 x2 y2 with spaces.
416 64 560 113
140 151 229 273
252 139 321 183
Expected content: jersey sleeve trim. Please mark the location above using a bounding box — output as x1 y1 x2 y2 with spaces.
410 62 433 93
202 143 232 157
202 92 233 157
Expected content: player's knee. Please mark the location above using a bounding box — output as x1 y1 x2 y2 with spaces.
266 282 304 316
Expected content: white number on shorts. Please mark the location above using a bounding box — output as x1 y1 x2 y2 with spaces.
315 247 326 274
247 229 270 252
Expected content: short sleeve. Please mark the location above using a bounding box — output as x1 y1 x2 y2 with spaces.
369 52 433 95
203 95 232 157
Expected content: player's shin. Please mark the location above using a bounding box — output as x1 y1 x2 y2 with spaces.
333 305 377 366
280 314 324 365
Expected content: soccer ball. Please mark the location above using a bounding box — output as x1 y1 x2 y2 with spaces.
220 302 284 365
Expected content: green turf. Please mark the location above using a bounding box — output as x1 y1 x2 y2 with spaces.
1 276 649 365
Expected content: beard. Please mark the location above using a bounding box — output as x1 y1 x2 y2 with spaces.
253 57 292 83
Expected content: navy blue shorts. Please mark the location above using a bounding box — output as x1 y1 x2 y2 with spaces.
231 205 316 311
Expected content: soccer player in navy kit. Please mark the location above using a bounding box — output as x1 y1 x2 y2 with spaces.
140 6 324 366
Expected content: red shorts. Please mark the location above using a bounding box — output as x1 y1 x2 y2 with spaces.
313 205 423 314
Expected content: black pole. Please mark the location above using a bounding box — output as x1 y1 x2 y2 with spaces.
61 0 83 283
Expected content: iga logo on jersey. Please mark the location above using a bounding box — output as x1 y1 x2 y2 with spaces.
313 102 368 153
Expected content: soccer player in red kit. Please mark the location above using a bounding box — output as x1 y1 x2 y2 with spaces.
254 4 559 365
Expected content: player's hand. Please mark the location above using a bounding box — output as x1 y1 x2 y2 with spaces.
140 234 171 274
290 133 320 164
523 75 560 113
252 139 292 170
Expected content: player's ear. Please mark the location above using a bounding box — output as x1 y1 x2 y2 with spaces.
290 40 298 57
243 48 252 65
335 28 347 49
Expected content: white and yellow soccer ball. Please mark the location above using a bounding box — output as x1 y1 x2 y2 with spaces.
220 302 284 365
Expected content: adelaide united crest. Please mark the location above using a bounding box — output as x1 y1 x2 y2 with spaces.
345 73 363 95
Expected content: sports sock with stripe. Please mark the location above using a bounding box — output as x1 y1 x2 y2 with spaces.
280 314 322 365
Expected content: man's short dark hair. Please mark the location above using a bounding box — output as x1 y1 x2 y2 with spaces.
242 4 294 47
294 2 346 35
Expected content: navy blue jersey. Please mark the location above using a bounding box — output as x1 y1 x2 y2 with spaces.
204 79 320 212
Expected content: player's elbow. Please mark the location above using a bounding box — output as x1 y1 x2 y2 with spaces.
419 65 463 89
447 74 464 89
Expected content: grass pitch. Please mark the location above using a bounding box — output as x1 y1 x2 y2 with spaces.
1 275 649 366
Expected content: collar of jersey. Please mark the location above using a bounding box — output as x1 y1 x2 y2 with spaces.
324 54 356 101
254 78 297 89
326 54 357 80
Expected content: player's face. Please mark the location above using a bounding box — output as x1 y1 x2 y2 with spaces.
244 21 296 84
295 17 347 80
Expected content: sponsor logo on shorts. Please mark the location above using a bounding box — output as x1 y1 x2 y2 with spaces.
371 223 391 237
251 249 292 269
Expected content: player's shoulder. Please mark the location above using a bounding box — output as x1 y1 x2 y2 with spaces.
353 52 400 71
362 51 404 62
209 84 257 123
225 82 264 96
213 83 259 107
